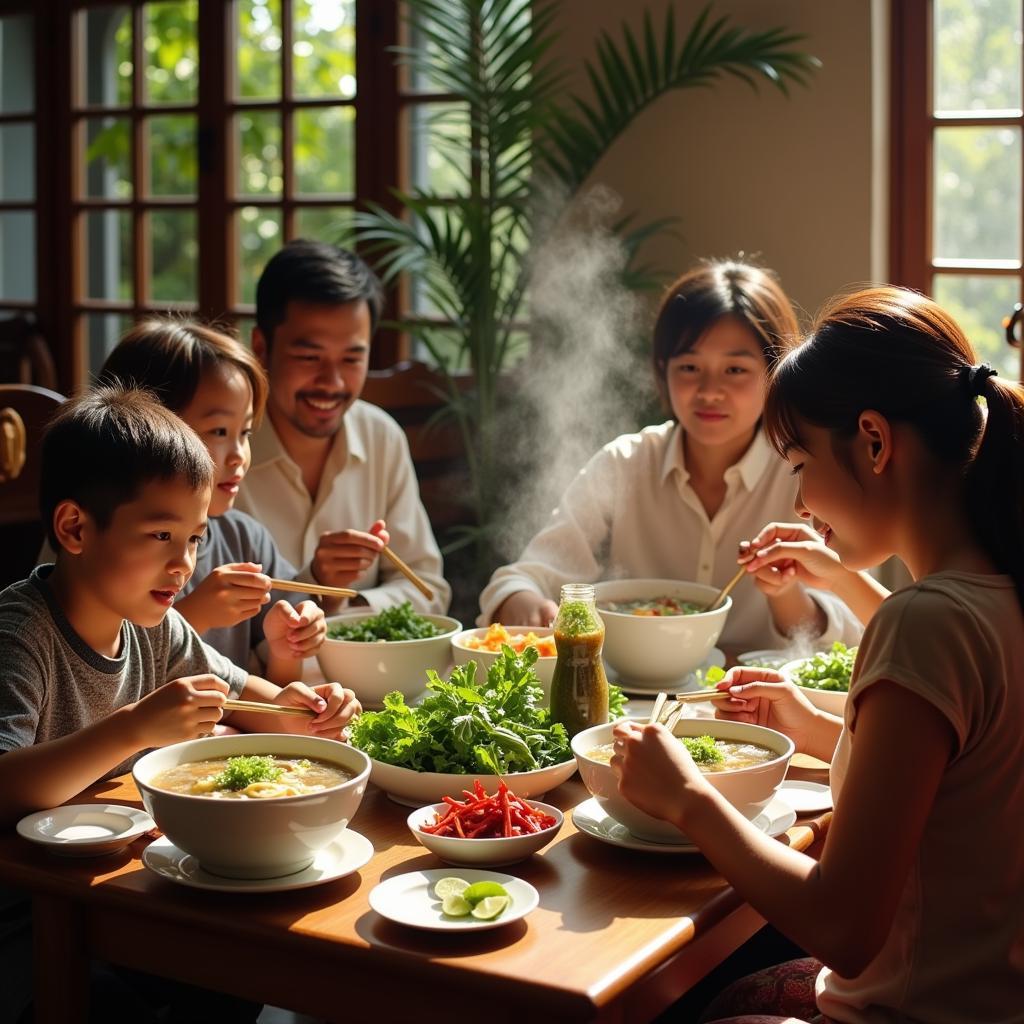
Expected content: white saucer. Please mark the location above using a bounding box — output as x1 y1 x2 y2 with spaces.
141 829 373 892
17 804 155 858
778 780 832 813
608 647 727 696
572 795 796 854
369 867 539 932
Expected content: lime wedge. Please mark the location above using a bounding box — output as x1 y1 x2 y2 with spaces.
433 876 469 901
441 894 471 917
470 895 510 920
462 880 509 906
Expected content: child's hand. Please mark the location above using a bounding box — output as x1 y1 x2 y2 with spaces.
129 674 229 747
313 520 390 589
739 523 846 596
610 720 711 827
271 681 361 739
713 667 820 751
263 600 327 660
176 562 271 632
494 590 559 627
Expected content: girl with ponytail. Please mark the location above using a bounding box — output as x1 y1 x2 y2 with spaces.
612 287 1024 1022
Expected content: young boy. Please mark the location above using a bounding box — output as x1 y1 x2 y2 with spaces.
0 385 360 1023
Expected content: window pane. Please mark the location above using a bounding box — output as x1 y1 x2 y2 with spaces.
237 206 281 305
0 123 34 201
932 274 1021 379
237 110 282 196
85 312 134 377
233 315 256 347
0 211 35 300
81 6 132 108
0 15 34 114
235 0 282 100
146 114 197 197
84 210 132 301
409 103 471 195
294 205 353 242
149 209 197 302
294 106 354 196
83 116 132 199
934 0 1022 114
292 0 355 99
143 1 198 106
933 126 1021 262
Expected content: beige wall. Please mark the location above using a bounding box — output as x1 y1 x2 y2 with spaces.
548 0 887 324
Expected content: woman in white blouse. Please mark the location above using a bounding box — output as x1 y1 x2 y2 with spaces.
478 259 861 653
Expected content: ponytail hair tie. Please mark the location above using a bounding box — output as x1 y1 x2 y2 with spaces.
962 362 997 396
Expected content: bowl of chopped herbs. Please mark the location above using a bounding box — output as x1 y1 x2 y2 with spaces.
782 642 858 716
318 603 462 707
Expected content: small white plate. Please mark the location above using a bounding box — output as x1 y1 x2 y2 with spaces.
17 804 155 858
141 829 373 892
369 867 539 932
572 796 796 854
607 647 726 696
778 780 833 813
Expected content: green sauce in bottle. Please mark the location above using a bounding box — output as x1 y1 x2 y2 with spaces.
550 583 609 737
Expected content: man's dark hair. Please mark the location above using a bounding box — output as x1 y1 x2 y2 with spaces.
255 239 383 347
41 385 214 550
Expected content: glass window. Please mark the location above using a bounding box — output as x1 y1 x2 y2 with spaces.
292 0 356 99
0 15 34 115
931 274 1021 379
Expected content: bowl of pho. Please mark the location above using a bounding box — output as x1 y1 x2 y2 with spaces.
572 717 793 844
593 578 731 686
133 733 370 879
317 603 462 707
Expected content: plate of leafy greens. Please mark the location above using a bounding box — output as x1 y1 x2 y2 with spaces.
350 645 626 806
782 642 858 715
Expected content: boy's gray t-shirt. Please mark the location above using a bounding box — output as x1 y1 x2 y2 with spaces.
0 564 248 779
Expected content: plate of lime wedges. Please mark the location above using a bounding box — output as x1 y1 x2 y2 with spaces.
368 868 539 932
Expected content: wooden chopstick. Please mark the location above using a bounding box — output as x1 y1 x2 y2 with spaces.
673 690 735 704
648 692 668 725
380 545 435 601
702 564 747 612
223 699 316 718
268 578 358 600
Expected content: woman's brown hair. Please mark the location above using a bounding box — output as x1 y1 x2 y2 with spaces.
652 259 800 405
98 317 269 423
765 286 1024 607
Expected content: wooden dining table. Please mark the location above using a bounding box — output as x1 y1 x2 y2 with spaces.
0 756 831 1024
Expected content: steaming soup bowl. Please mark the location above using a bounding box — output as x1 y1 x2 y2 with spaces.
317 611 462 708
134 733 371 879
572 717 794 844
450 626 556 702
593 579 731 686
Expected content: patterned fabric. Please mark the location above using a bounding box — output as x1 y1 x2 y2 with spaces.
700 957 827 1024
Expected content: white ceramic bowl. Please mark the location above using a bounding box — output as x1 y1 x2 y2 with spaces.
450 626 556 701
407 800 563 866
367 756 578 808
781 658 849 716
593 579 731 686
317 611 462 707
571 717 793 844
736 649 791 671
133 734 371 879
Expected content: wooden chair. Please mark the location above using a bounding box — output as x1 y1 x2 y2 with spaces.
0 384 66 589
361 361 471 529
0 315 58 389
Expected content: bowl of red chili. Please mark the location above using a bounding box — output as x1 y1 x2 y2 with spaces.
407 780 563 866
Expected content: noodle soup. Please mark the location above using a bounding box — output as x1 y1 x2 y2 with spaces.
585 737 777 773
151 755 352 800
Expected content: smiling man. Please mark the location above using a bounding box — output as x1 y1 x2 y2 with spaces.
236 240 450 613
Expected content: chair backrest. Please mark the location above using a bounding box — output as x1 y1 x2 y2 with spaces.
0 315 58 390
0 384 66 589
361 361 470 529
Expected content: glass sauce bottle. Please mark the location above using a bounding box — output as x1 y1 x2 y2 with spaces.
550 583 609 737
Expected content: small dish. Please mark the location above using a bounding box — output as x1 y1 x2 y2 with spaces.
735 649 791 671
408 801 563 866
369 867 539 932
16 804 155 858
605 647 726 696
778 780 833 814
571 796 796 854
141 829 373 892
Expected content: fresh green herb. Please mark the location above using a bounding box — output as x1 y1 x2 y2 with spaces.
555 600 601 637
327 601 444 642
350 644 574 774
607 681 627 720
790 642 858 693
695 665 727 689
211 755 282 792
680 735 724 765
